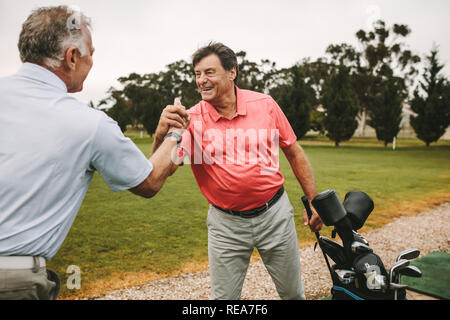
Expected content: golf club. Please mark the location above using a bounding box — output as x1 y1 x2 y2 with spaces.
336 269 356 285
351 241 373 255
394 262 411 283
396 248 420 262
390 259 410 284
389 259 410 300
390 283 408 290
352 231 369 245
398 265 422 278
302 196 333 272
395 265 422 299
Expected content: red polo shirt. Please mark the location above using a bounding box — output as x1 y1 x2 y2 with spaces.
179 87 297 211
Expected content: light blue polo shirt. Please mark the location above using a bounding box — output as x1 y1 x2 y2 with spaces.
0 63 153 260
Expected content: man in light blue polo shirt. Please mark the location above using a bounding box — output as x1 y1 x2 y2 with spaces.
0 6 189 299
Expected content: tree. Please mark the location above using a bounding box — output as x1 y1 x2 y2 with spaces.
300 57 340 137
310 108 326 135
236 51 278 93
157 60 200 108
410 48 450 146
270 65 317 139
322 66 359 146
326 20 421 136
140 89 164 137
301 57 336 101
367 77 405 146
102 89 132 132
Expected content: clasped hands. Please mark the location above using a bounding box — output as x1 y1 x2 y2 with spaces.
155 98 190 141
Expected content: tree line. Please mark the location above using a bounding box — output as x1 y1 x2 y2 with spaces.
99 20 450 147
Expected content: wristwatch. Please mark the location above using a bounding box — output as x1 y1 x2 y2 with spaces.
164 132 182 144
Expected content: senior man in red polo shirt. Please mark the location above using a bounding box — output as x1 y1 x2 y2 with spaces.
152 42 322 300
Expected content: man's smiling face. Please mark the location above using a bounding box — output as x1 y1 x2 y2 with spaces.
194 54 236 104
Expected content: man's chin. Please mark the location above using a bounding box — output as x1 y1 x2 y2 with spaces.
202 94 211 101
201 93 213 101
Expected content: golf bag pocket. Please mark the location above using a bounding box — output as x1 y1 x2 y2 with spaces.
353 253 388 291
318 236 348 268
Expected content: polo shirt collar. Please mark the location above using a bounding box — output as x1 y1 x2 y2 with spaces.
17 62 68 92
205 86 247 122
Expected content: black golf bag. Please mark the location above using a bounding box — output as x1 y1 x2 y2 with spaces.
302 190 407 300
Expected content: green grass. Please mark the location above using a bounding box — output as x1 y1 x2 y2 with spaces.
48 135 450 298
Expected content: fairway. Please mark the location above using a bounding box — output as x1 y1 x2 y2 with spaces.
48 136 450 299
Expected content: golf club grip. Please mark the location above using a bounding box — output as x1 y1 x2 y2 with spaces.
302 195 322 245
301 195 313 220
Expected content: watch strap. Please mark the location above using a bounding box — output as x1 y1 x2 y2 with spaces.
164 132 182 143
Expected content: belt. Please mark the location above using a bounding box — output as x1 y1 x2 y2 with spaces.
213 186 285 218
0 256 46 270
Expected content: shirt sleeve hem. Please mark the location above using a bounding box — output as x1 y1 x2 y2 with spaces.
109 161 153 192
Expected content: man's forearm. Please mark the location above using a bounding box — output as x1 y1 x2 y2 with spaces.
148 137 179 188
151 135 164 155
283 143 317 200
283 142 323 232
152 131 180 175
129 136 178 198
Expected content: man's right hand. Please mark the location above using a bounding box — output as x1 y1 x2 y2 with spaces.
154 98 190 142
136 98 190 198
302 204 323 233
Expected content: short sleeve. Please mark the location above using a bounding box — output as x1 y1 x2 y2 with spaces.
270 98 297 147
90 113 153 192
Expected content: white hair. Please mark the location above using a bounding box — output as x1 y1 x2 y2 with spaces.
18 5 92 69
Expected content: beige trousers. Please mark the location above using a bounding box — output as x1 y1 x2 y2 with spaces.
0 259 60 300
207 191 306 300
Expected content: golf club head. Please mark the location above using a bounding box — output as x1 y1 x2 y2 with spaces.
396 248 420 262
389 259 410 284
390 282 408 290
398 265 422 278
336 269 356 285
351 241 373 254
352 230 369 245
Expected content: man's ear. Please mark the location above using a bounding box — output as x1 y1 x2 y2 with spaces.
64 47 78 71
229 67 237 82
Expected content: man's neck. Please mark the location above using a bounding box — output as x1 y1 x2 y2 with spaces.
212 87 237 120
39 63 71 92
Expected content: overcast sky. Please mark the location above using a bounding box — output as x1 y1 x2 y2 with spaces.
1 0 449 105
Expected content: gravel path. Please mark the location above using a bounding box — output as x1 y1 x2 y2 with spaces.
89 203 450 300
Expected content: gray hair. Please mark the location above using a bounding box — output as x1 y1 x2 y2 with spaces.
18 5 92 69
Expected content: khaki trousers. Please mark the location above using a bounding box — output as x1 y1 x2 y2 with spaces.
0 259 60 300
207 191 306 300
